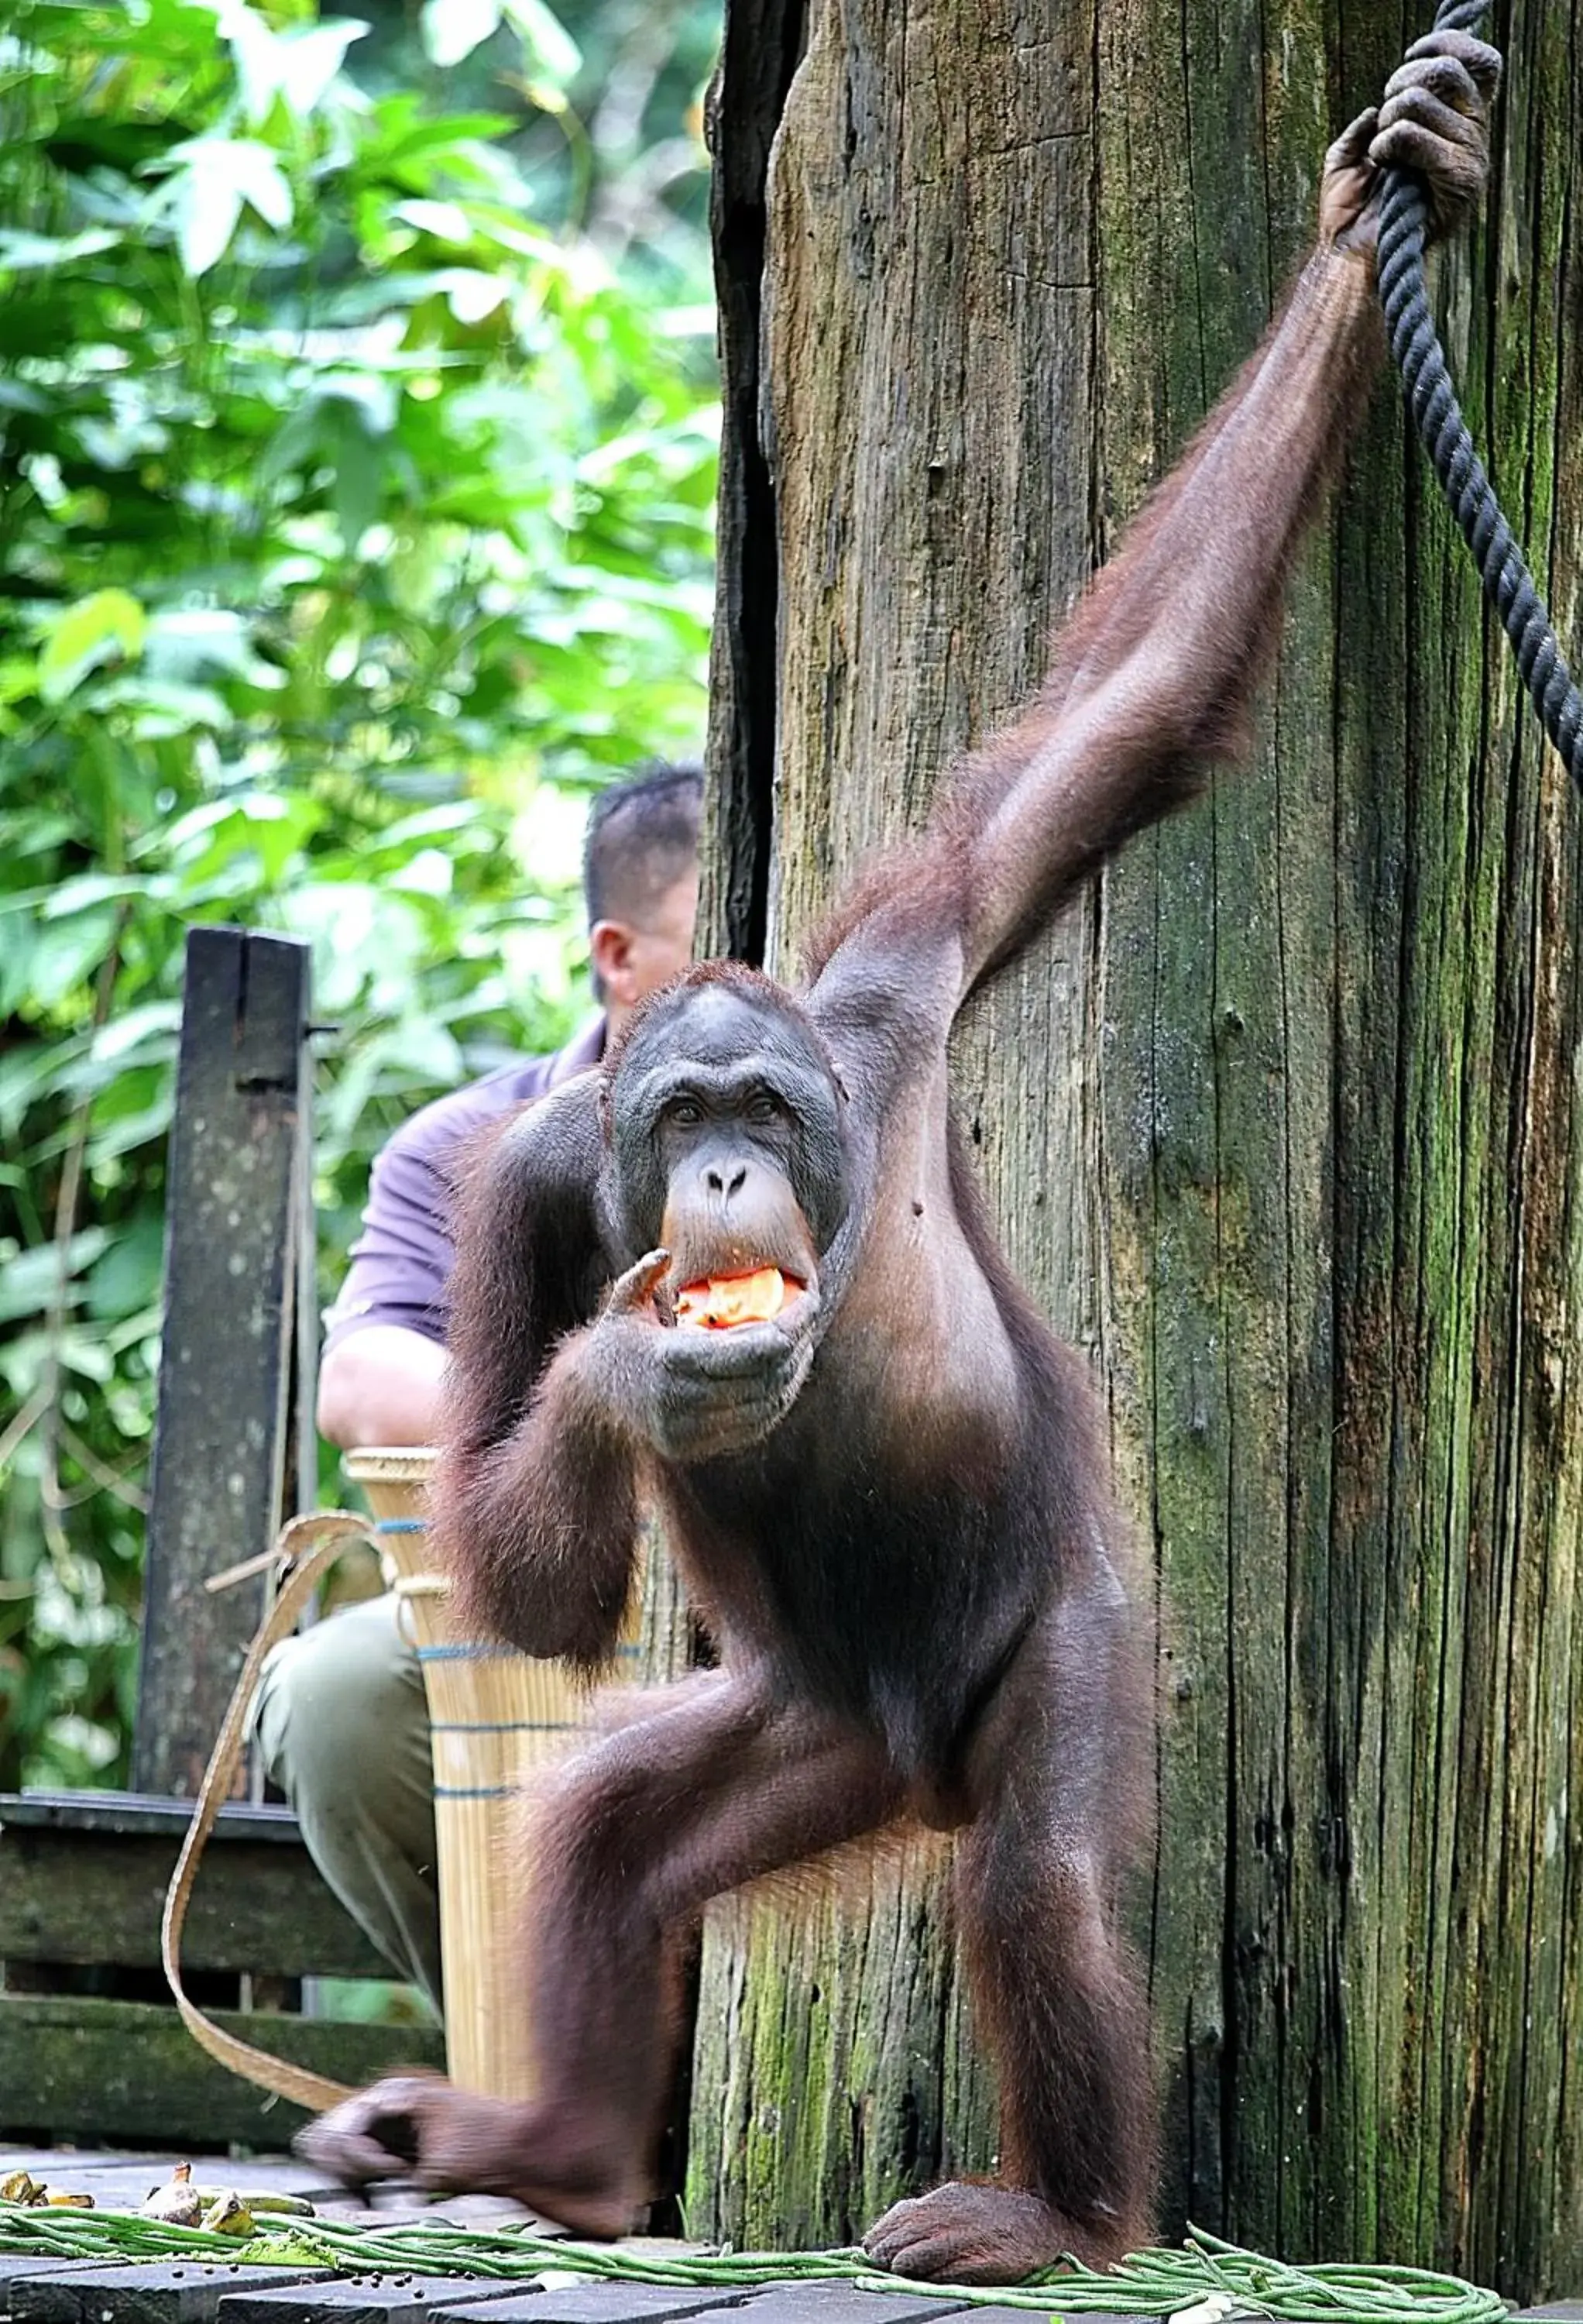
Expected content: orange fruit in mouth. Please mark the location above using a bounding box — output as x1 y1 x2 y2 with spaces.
675 1266 797 1329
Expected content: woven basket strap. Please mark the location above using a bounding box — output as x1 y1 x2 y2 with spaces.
160 1510 376 2114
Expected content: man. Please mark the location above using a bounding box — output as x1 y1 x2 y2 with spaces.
254 764 702 2013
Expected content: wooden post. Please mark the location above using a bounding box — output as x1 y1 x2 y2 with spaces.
692 0 1583 2301
131 927 314 1799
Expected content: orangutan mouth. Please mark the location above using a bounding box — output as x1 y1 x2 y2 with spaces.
674 1267 807 1329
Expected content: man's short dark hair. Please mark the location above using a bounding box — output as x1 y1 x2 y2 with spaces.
583 761 703 933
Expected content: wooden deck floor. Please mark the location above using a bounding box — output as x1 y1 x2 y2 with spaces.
0 2147 1088 2324
9 2148 1574 2324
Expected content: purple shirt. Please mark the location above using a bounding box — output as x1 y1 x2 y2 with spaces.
324 1019 606 1351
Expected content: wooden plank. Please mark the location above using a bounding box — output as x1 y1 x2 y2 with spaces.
0 2259 108 2305
134 927 312 1799
218 2278 534 2324
0 1811 387 1980
679 2298 967 2324
0 1996 444 2151
0 1794 307 1841
434 2295 846 2324
287 957 321 1565
939 2315 1145 2324
10 2262 330 2324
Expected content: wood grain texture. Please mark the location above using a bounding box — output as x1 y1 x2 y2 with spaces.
0 1801 386 1979
0 1996 444 2150
690 0 1583 2298
690 0 1096 2251
132 927 312 1799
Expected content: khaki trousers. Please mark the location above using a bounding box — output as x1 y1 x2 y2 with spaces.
252 1593 442 2016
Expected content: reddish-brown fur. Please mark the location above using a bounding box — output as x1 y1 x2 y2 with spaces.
299 45 1499 2284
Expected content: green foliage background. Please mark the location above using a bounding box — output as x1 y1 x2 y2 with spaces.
0 0 719 1790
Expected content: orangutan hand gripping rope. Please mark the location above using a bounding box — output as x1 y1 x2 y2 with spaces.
300 31 1500 2285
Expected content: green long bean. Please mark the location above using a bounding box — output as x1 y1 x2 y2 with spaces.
0 2201 1507 2324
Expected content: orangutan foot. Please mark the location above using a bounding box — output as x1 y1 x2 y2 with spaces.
864 2180 1129 2284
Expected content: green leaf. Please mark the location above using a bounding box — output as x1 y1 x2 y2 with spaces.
388 847 455 899
36 590 146 705
164 137 293 274
0 0 719 1794
22 913 122 1011
211 1 362 124
0 229 123 274
40 875 150 920
242 13 366 122
167 164 242 278
90 676 235 735
84 1215 167 1323
437 267 510 325
500 0 580 85
393 198 476 245
0 922 36 1018
89 1001 183 1069
0 1232 112 1327
144 609 285 689
420 0 502 70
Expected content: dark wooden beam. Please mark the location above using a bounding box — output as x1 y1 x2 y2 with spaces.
0 1995 443 2151
132 927 313 1798
0 1794 386 1980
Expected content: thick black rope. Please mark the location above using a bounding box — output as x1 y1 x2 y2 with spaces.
1375 0 1583 786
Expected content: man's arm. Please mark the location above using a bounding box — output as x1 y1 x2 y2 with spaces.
317 1325 448 1451
807 33 1499 1016
317 1092 467 1449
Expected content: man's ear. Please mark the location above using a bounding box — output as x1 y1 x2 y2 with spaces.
590 919 638 1008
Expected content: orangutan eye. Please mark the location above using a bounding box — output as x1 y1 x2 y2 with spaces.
668 1095 705 1128
746 1091 781 1126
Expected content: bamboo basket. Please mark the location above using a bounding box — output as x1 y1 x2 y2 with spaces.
344 1447 638 2102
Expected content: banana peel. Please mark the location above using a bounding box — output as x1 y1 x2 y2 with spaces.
192 2187 314 2218
199 2193 256 2237
141 2178 203 2228
2 2171 93 2209
5 2160 313 2233
139 2160 316 2232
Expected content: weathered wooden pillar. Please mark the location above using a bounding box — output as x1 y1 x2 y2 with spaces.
691 0 1097 2250
693 0 1583 2301
132 926 315 1799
